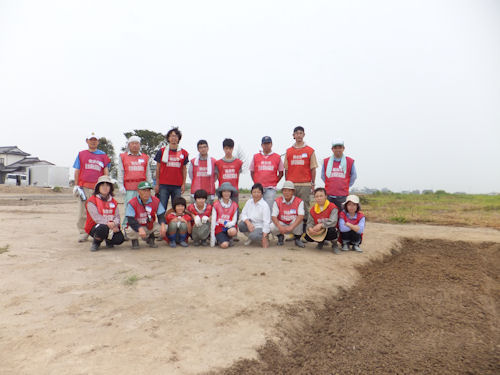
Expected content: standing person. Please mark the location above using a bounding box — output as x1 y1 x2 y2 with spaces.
238 183 271 248
338 195 365 253
189 140 217 204
250 136 284 210
284 126 318 231
73 132 110 242
84 176 124 252
154 127 189 210
118 136 152 231
270 181 305 248
215 138 243 203
321 140 357 210
210 182 239 248
305 187 339 253
125 181 167 250
187 189 213 246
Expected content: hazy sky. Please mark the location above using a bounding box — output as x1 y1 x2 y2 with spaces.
1 0 499 193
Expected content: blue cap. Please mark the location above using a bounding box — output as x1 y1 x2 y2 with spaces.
261 136 272 144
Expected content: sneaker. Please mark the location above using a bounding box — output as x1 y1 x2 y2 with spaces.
316 242 324 250
333 247 341 255
294 238 305 248
169 241 177 248
131 239 140 250
277 234 284 246
244 239 252 246
78 234 89 243
353 244 363 253
193 240 201 247
200 239 208 246
90 241 100 252
342 243 350 251
179 241 189 247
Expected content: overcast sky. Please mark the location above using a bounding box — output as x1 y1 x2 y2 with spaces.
1 0 499 193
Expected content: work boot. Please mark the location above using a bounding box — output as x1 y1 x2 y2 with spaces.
353 244 363 253
316 241 324 250
342 242 350 251
90 240 100 252
78 233 89 243
277 234 284 246
131 239 140 249
147 234 158 248
105 240 114 249
294 238 305 248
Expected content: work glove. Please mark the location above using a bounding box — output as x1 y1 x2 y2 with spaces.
201 215 209 224
194 216 202 227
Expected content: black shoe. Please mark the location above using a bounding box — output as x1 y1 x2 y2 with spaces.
316 242 324 250
131 239 139 250
90 241 100 252
147 235 158 248
200 239 208 246
105 240 114 249
277 234 284 246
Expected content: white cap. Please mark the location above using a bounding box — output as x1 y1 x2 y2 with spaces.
87 132 99 140
332 139 344 147
127 135 141 144
282 180 295 190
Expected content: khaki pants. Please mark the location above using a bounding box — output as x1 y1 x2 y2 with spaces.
294 185 312 221
270 221 303 236
77 187 94 234
125 222 161 240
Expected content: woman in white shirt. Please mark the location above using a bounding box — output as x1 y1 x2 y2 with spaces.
238 183 271 248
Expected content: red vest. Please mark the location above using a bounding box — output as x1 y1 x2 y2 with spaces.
309 201 337 225
120 152 149 190
286 146 314 183
216 159 243 189
276 196 303 225
213 200 239 235
128 196 160 230
323 156 354 197
187 203 213 220
338 210 365 241
158 147 189 186
84 195 118 234
78 150 110 189
166 212 192 225
190 157 217 195
252 152 282 188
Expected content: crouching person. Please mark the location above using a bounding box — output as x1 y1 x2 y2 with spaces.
270 181 305 248
339 195 365 252
239 183 270 248
305 187 339 253
85 176 124 251
166 197 192 248
125 181 166 249
188 189 213 246
211 182 239 248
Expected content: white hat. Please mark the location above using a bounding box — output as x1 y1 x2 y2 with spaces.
282 180 295 190
87 132 99 140
127 136 141 144
343 195 361 211
332 139 344 147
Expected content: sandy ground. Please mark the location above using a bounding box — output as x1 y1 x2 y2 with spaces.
0 191 499 374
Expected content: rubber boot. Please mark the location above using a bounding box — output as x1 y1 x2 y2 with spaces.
131 239 139 250
90 240 100 252
277 234 285 246
147 234 158 248
294 235 305 248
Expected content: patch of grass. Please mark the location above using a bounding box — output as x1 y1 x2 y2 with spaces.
52 186 63 193
123 275 140 286
390 216 407 223
0 244 10 254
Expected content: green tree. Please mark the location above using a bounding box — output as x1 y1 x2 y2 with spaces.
122 129 166 158
98 137 117 178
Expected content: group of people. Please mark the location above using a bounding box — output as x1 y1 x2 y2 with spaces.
73 126 365 253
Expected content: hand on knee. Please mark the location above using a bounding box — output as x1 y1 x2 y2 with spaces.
227 227 237 237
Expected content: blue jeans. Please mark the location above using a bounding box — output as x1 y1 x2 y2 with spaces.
159 184 182 210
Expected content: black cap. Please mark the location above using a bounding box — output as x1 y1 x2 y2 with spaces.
261 136 272 144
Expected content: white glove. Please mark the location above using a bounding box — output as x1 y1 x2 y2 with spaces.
72 186 79 197
201 215 209 224
194 216 202 227
119 186 126 194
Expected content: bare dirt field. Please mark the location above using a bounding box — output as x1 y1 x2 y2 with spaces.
0 189 499 374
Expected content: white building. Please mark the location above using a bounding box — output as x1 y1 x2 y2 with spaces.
0 146 54 185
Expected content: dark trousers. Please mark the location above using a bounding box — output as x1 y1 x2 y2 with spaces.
328 196 347 211
159 184 182 210
340 230 362 245
90 224 125 245
305 227 338 244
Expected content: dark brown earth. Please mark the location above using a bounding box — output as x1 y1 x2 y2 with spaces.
213 239 500 375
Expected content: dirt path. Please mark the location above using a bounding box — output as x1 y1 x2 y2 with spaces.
0 196 499 374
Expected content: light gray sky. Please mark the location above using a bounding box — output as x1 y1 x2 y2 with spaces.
1 0 499 193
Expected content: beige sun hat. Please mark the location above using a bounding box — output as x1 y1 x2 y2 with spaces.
282 180 295 190
343 195 361 210
306 226 328 242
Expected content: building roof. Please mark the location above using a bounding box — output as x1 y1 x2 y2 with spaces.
0 157 54 173
0 146 30 157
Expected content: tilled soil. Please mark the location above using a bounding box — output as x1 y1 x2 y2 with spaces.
215 239 500 375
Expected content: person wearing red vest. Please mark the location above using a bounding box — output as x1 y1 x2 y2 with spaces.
270 181 305 248
187 189 213 246
338 195 365 253
73 132 111 243
284 126 318 230
166 196 192 248
215 138 243 203
305 187 340 252
125 181 166 250
154 127 189 211
84 175 124 252
189 140 218 204
321 139 357 210
211 182 239 248
250 136 284 211
118 136 152 229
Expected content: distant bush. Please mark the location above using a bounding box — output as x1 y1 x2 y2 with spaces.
52 186 63 193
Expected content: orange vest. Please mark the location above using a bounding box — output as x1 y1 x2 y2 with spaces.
190 157 217 195
286 146 314 183
120 152 149 190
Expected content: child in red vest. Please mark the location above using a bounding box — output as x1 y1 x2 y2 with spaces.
305 187 339 252
187 189 213 246
189 140 217 204
339 195 365 252
215 138 243 203
166 197 192 248
211 182 239 248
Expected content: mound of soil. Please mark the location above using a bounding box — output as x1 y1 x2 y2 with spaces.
215 239 500 375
